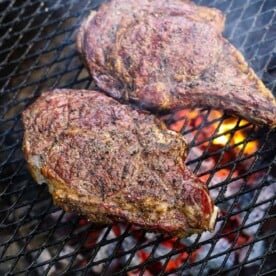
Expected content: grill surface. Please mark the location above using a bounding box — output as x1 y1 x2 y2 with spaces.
0 0 275 275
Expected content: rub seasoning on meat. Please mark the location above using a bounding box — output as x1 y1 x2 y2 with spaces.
22 89 218 237
77 0 276 126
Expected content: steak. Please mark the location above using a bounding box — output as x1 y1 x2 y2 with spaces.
22 89 218 237
77 0 276 126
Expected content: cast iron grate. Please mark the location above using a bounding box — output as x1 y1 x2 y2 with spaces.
0 0 275 275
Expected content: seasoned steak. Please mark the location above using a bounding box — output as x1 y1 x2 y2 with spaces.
77 0 276 126
22 89 218 237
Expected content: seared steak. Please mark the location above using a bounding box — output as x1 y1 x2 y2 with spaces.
22 89 218 237
77 0 276 126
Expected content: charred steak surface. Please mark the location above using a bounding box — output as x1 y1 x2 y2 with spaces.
77 0 276 126
22 89 218 237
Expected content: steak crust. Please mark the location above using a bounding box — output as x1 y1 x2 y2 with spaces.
77 0 276 126
22 89 218 237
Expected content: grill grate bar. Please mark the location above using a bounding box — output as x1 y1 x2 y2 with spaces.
163 234 275 275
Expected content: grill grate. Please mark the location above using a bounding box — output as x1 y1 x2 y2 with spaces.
0 0 275 275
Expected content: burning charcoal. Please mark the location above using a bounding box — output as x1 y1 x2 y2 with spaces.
216 179 246 212
149 237 190 273
193 243 211 262
225 178 245 198
203 170 245 208
205 238 235 271
127 251 145 268
181 234 198 247
242 182 276 235
121 236 137 252
92 229 120 274
255 180 276 203
124 233 157 268
122 231 161 270
153 243 172 258
210 238 235 268
207 172 232 200
127 233 184 274
186 265 209 276
47 245 83 275
127 270 154 276
186 147 215 174
144 232 161 241
164 252 190 274
242 206 266 236
121 235 143 267
238 240 265 265
185 239 234 275
128 247 155 271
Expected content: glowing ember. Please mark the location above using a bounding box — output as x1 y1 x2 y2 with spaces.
211 114 259 155
166 109 259 155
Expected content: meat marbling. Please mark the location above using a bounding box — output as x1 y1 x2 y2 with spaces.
77 0 276 126
22 89 218 237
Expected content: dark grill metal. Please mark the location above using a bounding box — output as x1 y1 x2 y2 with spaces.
0 0 275 275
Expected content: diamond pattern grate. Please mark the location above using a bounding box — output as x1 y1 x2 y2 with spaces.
0 0 275 275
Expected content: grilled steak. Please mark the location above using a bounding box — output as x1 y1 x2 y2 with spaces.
77 0 276 126
22 89 218 237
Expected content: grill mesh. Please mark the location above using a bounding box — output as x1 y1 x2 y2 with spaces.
0 0 275 275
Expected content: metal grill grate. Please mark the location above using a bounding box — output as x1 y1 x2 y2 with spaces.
0 0 275 275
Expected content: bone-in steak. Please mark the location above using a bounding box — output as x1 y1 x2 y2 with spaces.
77 0 276 126
22 89 218 237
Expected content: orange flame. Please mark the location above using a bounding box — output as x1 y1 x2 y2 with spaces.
209 111 258 155
168 109 259 155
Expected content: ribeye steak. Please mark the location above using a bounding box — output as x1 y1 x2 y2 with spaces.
77 0 276 126
22 89 218 237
